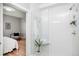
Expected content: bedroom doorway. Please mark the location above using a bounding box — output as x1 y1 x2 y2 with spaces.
3 3 26 56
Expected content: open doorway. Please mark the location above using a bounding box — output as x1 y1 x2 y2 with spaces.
3 3 26 56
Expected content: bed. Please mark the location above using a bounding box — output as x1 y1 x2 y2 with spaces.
3 37 18 54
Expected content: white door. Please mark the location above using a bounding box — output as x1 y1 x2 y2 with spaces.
49 4 72 56
40 4 72 56
0 3 3 56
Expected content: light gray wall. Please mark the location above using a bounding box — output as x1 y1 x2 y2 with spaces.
20 14 26 38
3 15 21 37
3 14 26 39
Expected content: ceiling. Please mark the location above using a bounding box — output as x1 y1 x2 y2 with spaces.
3 3 26 18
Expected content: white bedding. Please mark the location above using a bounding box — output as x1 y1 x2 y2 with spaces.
3 37 18 54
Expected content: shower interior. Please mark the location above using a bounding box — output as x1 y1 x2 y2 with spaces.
31 3 79 56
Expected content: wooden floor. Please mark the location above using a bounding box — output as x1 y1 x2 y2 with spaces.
4 39 26 56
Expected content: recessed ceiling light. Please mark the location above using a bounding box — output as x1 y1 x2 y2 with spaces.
3 6 15 11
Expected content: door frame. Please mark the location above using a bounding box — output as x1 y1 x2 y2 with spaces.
3 3 31 56
0 3 3 56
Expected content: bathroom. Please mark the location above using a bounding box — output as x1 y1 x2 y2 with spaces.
0 3 79 56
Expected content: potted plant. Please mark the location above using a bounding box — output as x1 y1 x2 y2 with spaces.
34 39 49 53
